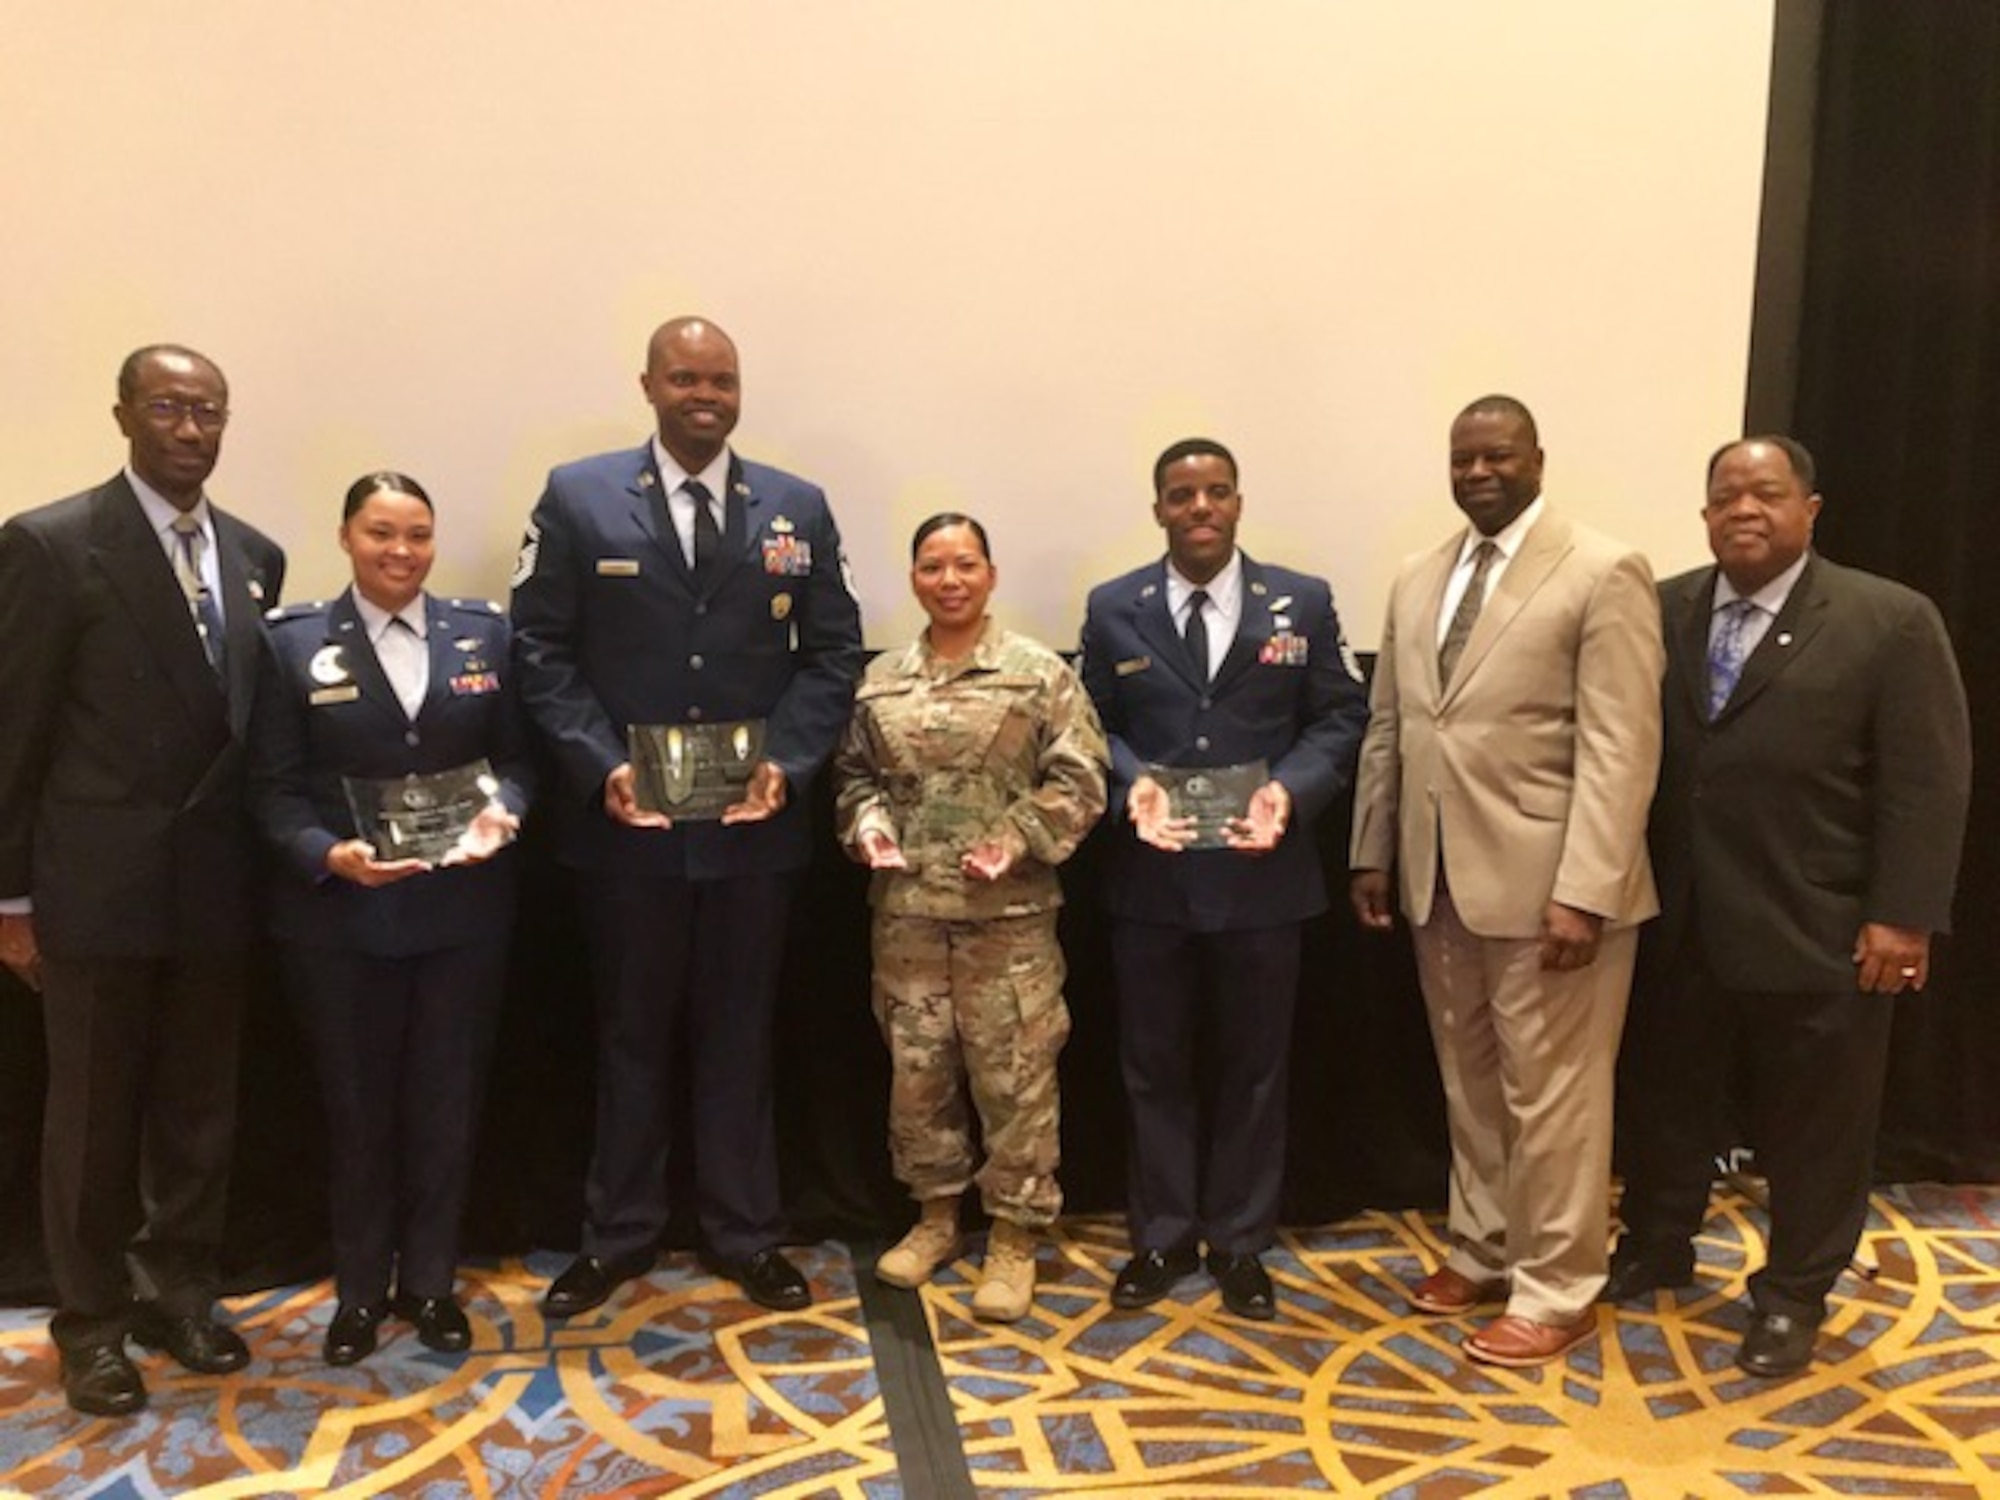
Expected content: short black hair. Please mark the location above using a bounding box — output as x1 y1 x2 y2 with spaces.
1153 438 1238 496
342 470 435 522
118 344 226 403
1455 394 1539 448
911 511 991 562
1706 434 1817 492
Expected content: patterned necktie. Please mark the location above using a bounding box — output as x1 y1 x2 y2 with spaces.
1438 540 1497 686
1184 588 1211 682
170 512 225 675
686 479 721 578
1706 597 1759 718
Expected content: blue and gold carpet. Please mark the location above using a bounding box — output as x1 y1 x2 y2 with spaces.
3 1186 1996 1497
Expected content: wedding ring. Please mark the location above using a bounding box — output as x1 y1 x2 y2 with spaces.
1899 967 1918 978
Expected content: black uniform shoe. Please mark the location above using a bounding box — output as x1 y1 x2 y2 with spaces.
61 1341 147 1417
1111 1247 1201 1310
1599 1255 1694 1304
704 1248 812 1312
324 1304 386 1367
543 1251 658 1319
394 1295 472 1352
131 1304 250 1375
1737 1311 1817 1377
1207 1251 1277 1321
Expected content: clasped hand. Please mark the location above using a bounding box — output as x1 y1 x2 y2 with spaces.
1129 775 1289 855
327 802 518 886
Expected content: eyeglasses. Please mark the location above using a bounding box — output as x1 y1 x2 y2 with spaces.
137 398 229 432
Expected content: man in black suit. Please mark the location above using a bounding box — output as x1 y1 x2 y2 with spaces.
0 345 286 1415
1079 438 1368 1320
511 317 863 1315
1605 435 1971 1377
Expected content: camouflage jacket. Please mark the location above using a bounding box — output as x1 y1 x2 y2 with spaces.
834 622 1108 919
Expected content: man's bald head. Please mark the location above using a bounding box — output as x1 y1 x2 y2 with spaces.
640 316 743 469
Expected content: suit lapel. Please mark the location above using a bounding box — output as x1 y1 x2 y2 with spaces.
626 446 695 592
87 477 223 724
327 591 409 727
1716 555 1827 723
212 511 269 736
1211 555 1270 694
1132 562 1205 692
1672 569 1719 724
413 596 460 727
706 458 757 605
1440 512 1572 702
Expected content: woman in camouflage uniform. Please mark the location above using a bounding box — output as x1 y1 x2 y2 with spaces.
834 514 1107 1322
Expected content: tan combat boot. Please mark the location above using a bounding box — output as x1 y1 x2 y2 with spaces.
971 1218 1037 1322
875 1197 964 1289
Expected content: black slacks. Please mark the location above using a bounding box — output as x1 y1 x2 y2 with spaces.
39 951 249 1348
1111 919 1302 1255
1616 941 1896 1321
285 938 508 1305
577 870 793 1262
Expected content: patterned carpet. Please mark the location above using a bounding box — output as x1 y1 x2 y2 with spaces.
2 1186 1996 1497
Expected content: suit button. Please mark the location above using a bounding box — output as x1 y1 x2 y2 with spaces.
1198 697 1212 710
690 655 705 671
405 730 420 747
688 706 704 722
1195 735 1211 752
695 603 708 617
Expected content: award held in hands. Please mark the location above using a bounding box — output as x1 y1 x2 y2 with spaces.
1146 759 1269 849
344 759 501 865
630 718 767 821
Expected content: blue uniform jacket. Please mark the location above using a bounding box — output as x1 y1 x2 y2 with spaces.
1079 553 1369 931
248 590 534 958
509 444 864 878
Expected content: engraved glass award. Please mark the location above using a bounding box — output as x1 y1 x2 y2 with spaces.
629 718 767 821
1146 759 1269 849
343 759 500 865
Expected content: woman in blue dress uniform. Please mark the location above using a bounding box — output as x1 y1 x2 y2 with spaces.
249 472 532 1364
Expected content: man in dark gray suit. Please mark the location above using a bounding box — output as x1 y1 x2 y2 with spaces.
0 345 285 1415
1605 435 1971 1377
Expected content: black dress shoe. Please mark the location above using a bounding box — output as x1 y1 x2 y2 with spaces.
1738 1311 1817 1377
705 1248 811 1312
1600 1255 1695 1304
61 1341 147 1417
1111 1247 1201 1310
324 1304 386 1367
393 1294 471 1352
1207 1251 1277 1321
131 1305 250 1375
543 1251 657 1319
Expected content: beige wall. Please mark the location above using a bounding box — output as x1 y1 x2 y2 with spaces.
2 2 1772 646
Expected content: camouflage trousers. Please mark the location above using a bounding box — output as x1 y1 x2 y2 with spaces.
871 910 1070 1226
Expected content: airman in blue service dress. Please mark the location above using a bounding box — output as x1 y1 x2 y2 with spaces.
250 590 532 1358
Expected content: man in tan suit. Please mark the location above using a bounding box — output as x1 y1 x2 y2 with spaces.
1351 395 1662 1367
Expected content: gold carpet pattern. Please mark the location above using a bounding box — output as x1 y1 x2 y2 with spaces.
1 1185 1996 1497
926 1185 2000 1497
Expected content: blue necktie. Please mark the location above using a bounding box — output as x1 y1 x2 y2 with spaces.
1706 598 1758 718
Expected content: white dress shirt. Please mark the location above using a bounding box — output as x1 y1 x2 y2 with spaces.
1165 550 1244 681
652 437 731 569
1436 495 1546 642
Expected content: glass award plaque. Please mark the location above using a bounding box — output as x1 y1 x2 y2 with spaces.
1146 759 1269 849
629 718 766 821
343 759 500 865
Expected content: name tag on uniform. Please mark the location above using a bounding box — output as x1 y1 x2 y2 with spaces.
596 558 641 577
310 685 361 706
1115 656 1151 676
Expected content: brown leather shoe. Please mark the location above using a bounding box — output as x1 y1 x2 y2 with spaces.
1407 1265 1507 1316
1464 1313 1596 1368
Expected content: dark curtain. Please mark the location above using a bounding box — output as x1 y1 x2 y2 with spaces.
1787 3 2000 1180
